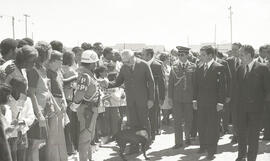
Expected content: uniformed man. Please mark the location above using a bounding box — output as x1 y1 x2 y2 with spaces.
168 46 196 149
70 50 100 161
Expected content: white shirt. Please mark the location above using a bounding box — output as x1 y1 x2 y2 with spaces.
247 59 256 72
205 58 214 69
193 58 223 107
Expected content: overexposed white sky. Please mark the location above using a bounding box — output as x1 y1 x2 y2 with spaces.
0 0 270 49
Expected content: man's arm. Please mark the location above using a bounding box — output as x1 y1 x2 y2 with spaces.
108 66 124 88
157 63 166 102
217 66 226 105
168 67 174 100
145 63 155 101
222 60 232 99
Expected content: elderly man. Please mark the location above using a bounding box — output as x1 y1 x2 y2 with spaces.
107 49 155 154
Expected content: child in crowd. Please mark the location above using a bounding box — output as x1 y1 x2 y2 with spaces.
0 83 13 161
46 50 68 161
61 51 79 155
96 65 122 144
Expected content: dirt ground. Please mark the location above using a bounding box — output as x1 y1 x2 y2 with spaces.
68 125 270 161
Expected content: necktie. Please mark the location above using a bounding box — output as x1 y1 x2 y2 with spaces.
203 64 208 76
245 65 249 78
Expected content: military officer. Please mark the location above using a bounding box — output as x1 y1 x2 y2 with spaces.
168 46 196 149
70 50 101 161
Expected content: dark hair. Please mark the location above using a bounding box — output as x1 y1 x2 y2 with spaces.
22 37 34 46
259 45 267 54
81 42 92 51
94 65 107 78
49 50 63 62
241 45 255 58
0 38 18 56
0 83 12 105
159 53 169 62
72 46 83 54
93 42 102 47
63 51 75 66
143 48 154 58
16 45 38 67
50 40 63 52
232 42 242 49
35 41 51 63
200 45 215 56
17 39 28 48
103 47 113 58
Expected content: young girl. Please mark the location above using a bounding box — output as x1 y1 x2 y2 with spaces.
3 45 37 161
0 83 13 161
27 42 66 161
46 50 68 161
96 65 121 144
61 51 79 154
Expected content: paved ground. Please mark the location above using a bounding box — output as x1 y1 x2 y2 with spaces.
69 125 270 161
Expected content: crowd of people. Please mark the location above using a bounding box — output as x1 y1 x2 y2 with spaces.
0 37 269 161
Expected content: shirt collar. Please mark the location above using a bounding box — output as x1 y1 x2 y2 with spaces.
248 59 256 70
206 58 214 68
146 57 154 66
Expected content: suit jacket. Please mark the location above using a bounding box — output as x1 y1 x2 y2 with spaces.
168 60 196 103
193 61 226 106
216 58 232 98
236 61 270 112
109 58 155 107
150 59 166 103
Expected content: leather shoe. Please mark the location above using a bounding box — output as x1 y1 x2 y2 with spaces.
206 154 215 160
197 148 206 154
235 158 246 161
172 144 183 149
185 139 191 146
231 137 238 144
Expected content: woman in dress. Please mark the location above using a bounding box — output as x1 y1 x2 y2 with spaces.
159 53 172 125
27 41 67 161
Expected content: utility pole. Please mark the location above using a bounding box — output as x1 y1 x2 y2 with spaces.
228 6 233 49
12 16 15 39
214 24 217 49
24 14 30 37
0 15 16 39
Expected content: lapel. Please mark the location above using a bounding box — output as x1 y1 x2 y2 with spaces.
204 61 214 77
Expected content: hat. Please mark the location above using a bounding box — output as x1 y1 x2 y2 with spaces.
81 50 99 63
176 46 190 53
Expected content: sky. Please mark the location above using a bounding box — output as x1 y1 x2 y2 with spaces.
0 0 270 50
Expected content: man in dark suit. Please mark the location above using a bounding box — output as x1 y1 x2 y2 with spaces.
257 45 270 141
235 45 270 161
226 42 242 143
141 48 165 141
108 49 155 153
168 46 196 149
262 45 270 141
193 45 226 160
214 49 232 134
